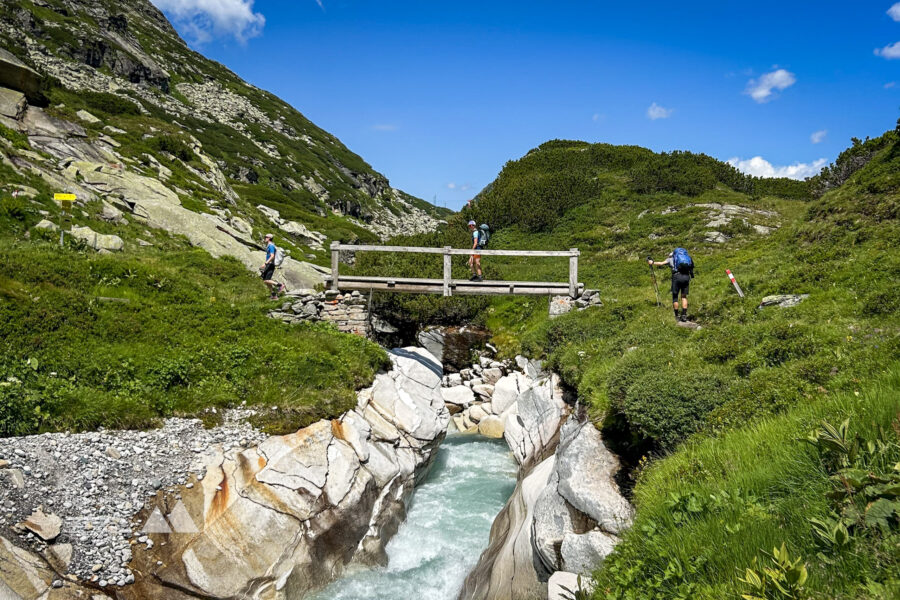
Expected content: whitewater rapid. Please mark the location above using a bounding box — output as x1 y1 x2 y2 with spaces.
306 434 517 600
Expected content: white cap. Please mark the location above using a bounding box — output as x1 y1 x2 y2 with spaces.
265 233 274 239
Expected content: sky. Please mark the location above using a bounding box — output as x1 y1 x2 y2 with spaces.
151 0 900 210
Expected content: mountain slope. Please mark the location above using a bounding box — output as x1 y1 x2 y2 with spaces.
0 0 449 284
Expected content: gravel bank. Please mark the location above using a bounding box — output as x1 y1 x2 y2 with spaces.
0 410 266 589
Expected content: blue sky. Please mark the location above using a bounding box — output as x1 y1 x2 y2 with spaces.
153 0 900 210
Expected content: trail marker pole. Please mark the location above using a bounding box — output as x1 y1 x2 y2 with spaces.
647 257 661 307
726 269 744 298
54 193 76 247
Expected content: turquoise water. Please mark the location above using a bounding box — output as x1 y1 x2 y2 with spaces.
306 434 517 600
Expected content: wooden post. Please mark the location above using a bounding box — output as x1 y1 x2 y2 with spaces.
569 249 579 298
330 241 340 291
443 246 452 297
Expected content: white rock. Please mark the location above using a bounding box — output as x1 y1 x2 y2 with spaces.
478 415 505 439
441 385 475 408
560 530 619 574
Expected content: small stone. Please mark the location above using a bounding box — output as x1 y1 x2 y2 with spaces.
21 509 62 541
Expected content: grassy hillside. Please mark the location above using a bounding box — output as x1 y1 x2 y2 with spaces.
366 128 900 598
0 165 388 438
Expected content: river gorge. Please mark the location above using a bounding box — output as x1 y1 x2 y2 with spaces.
0 342 631 600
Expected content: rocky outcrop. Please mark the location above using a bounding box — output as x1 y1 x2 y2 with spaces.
120 347 448 600
0 48 42 102
0 535 96 600
452 356 632 600
759 294 809 308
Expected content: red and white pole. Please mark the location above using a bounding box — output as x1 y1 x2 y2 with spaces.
725 269 744 298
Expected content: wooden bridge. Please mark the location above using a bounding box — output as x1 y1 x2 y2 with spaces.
328 243 583 297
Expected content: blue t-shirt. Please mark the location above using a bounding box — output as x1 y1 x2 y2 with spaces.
266 242 276 262
473 229 483 248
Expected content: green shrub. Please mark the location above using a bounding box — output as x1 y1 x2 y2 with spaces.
621 368 730 450
81 91 141 116
147 135 194 162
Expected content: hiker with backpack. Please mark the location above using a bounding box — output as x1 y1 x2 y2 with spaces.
467 220 490 281
649 247 694 322
260 233 286 300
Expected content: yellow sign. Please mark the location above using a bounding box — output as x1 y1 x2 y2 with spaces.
53 193 76 201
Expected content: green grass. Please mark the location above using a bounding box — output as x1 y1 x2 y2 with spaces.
592 367 900 600
0 191 388 437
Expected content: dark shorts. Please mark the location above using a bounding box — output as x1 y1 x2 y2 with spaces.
671 273 690 300
261 263 275 281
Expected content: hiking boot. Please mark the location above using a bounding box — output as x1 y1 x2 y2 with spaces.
473 275 483 282
269 294 279 300
469 275 478 281
679 314 688 322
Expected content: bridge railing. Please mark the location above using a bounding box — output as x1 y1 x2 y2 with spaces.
329 243 581 297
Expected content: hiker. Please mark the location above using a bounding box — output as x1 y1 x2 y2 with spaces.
467 220 484 281
260 233 286 300
649 248 694 322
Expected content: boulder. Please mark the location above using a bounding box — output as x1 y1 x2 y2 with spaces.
560 530 619 574
472 384 494 401
2 468 24 489
492 373 526 415
481 367 503 385
441 385 475 409
549 296 575 318
70 226 125 252
21 509 62 542
548 570 594 600
0 86 26 121
44 543 73 573
759 294 809 308
478 415 505 438
76 109 101 124
467 404 488 423
33 219 58 231
555 420 633 534
531 471 578 573
0 48 41 101
505 375 566 468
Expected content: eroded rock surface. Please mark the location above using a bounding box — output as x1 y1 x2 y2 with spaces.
121 347 448 600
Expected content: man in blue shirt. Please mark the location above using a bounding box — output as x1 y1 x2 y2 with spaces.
260 233 285 299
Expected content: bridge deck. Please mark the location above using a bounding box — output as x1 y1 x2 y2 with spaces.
325 275 583 296
328 243 582 297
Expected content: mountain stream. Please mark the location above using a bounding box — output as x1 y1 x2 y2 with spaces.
305 433 517 600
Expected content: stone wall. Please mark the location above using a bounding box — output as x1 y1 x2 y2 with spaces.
269 289 371 336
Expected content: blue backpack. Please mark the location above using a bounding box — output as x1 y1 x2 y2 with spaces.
673 247 694 275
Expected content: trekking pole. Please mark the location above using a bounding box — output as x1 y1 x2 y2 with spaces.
725 269 745 298
647 257 661 307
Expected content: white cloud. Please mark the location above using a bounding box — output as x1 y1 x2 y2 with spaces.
744 69 796 103
151 0 265 43
371 123 397 131
646 102 673 120
889 2 900 20
446 182 456 190
592 113 600 121
810 129 827 144
875 41 900 59
886 81 898 89
315 0 325 10
727 156 828 180
446 182 472 191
